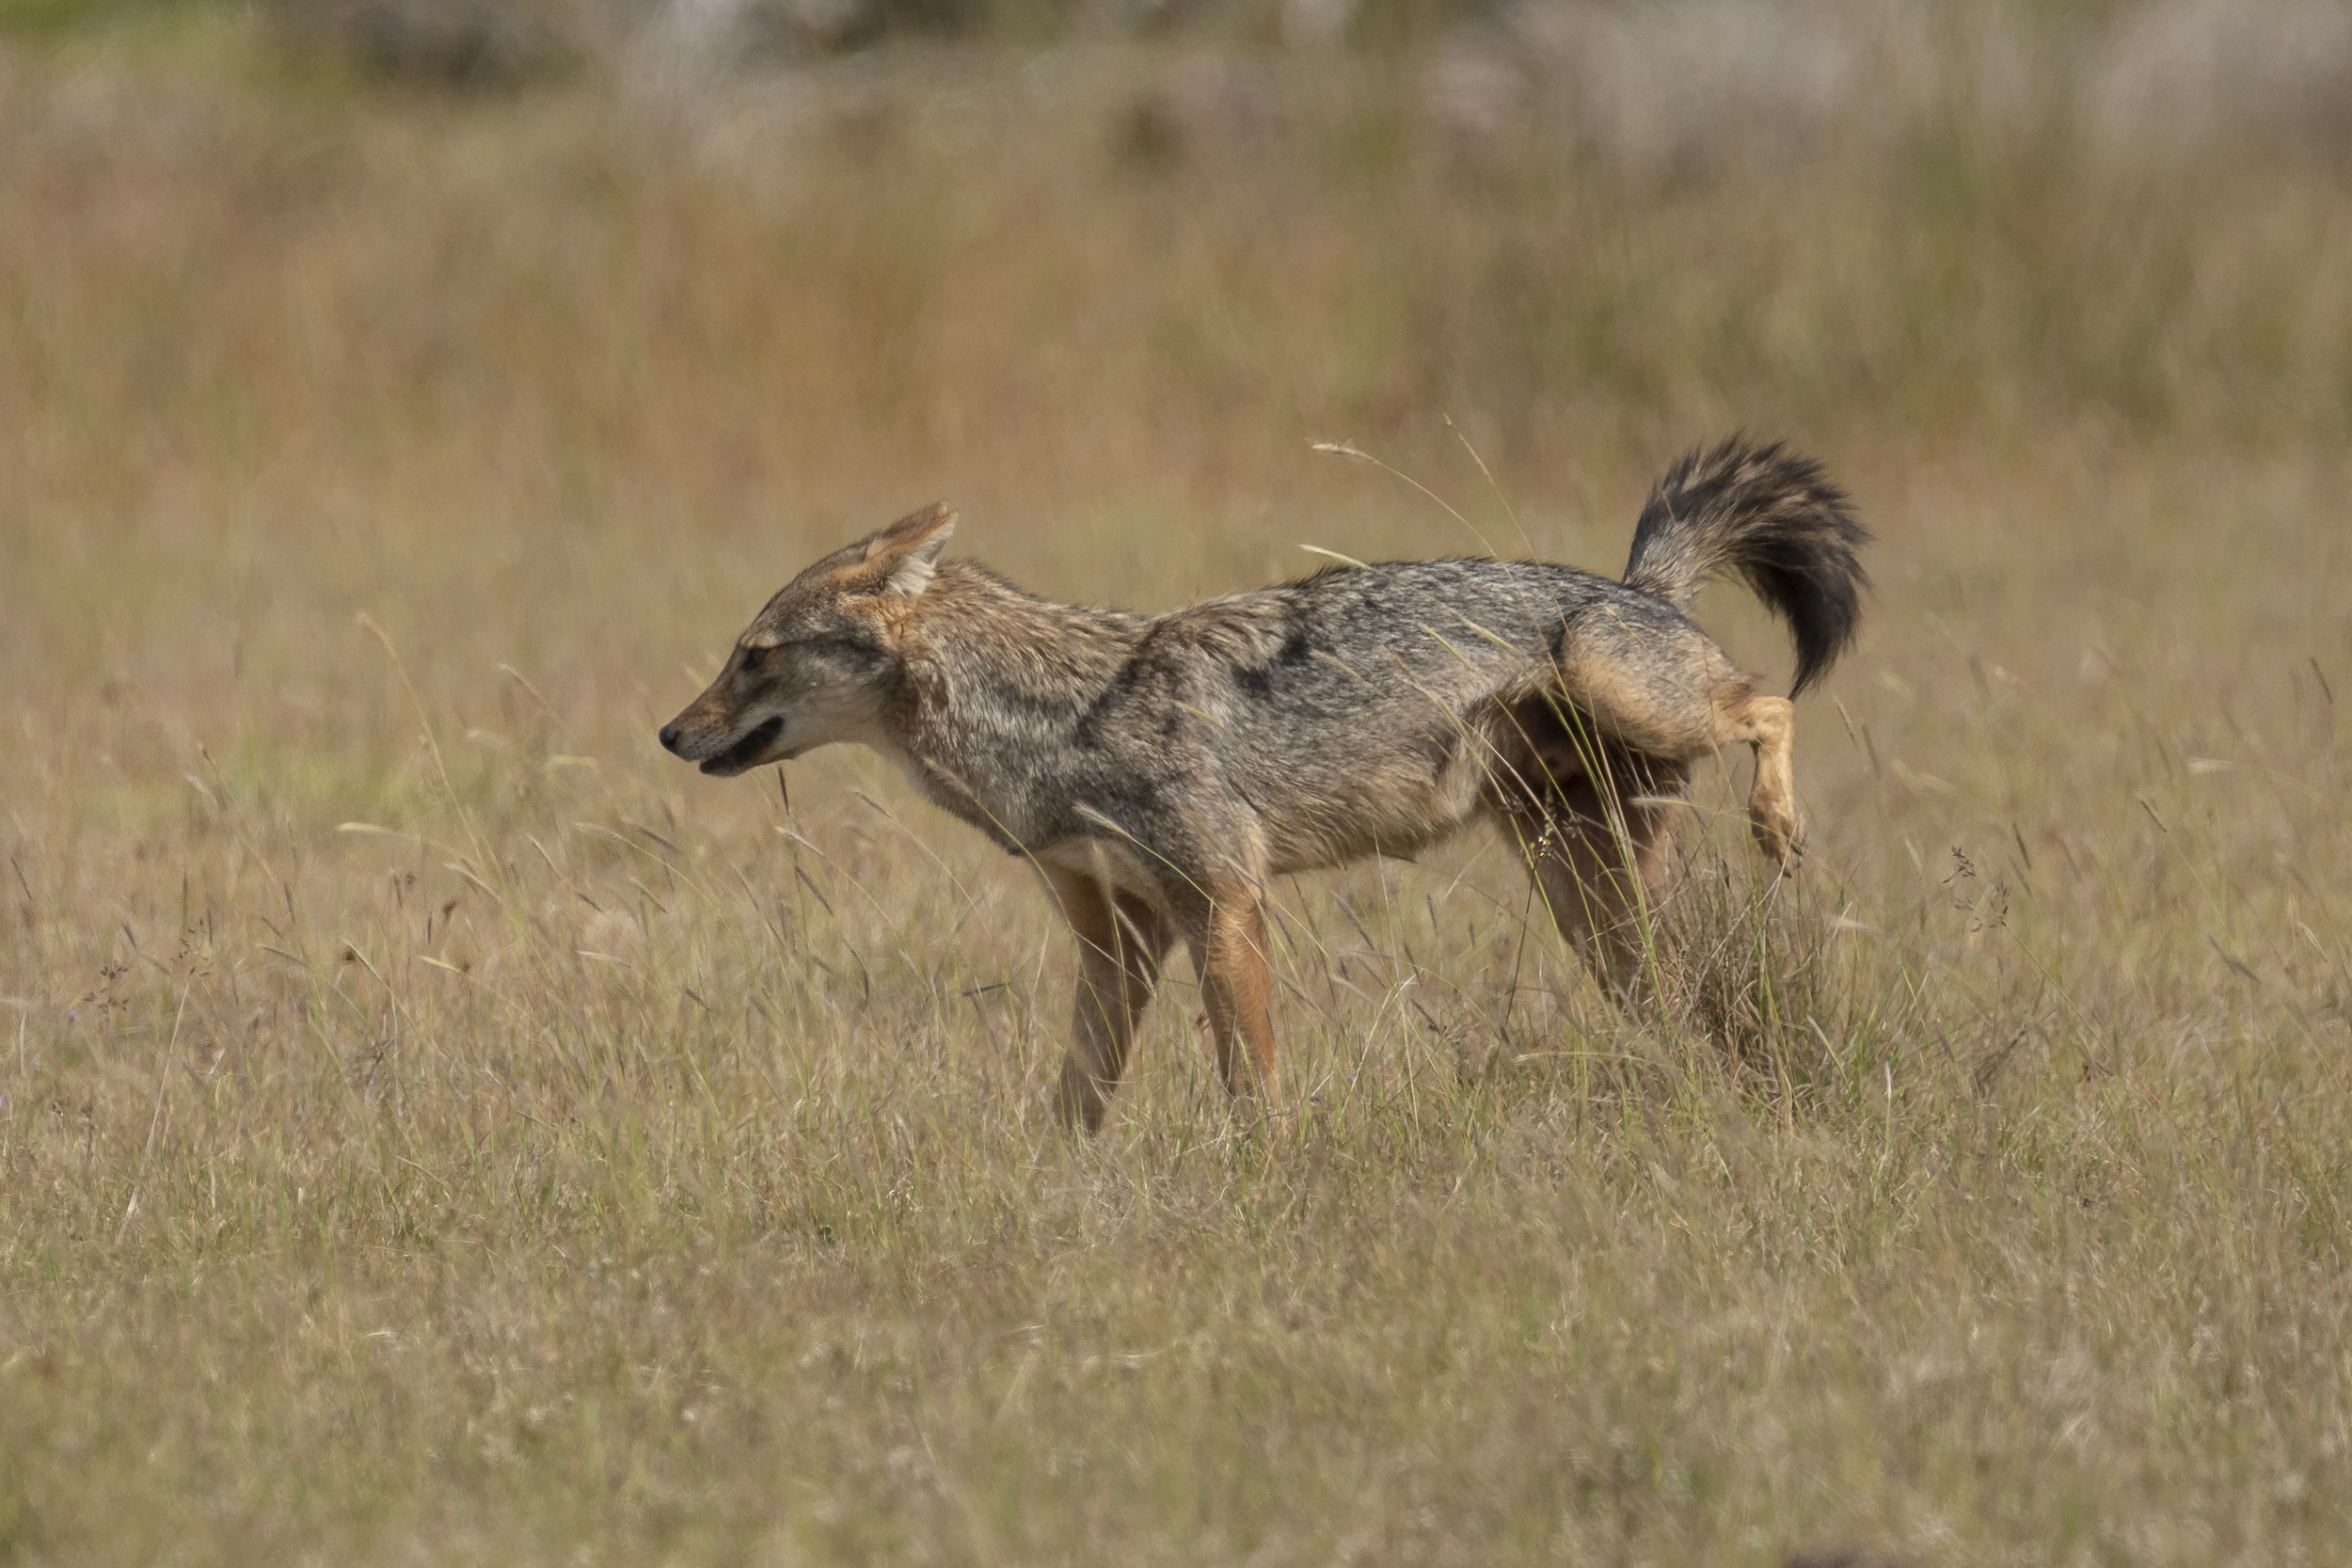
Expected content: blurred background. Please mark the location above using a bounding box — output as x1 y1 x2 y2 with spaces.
7 0 2348 743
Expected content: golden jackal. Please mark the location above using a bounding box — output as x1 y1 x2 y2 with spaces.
660 437 1868 1130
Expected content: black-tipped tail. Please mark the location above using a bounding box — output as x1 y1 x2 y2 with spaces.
1622 436 1870 695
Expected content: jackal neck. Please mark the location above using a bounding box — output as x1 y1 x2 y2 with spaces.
884 562 1145 848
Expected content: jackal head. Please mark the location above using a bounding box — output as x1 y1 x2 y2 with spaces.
658 503 956 777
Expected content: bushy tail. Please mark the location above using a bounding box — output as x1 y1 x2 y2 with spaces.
1622 436 1870 696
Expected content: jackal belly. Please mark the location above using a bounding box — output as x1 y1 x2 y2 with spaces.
1034 836 1168 909
1254 732 1498 875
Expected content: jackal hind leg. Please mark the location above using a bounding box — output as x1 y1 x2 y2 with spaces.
1499 777 1677 1005
1542 641 1805 875
1713 689 1802 871
1050 871 1173 1132
1175 880 1280 1117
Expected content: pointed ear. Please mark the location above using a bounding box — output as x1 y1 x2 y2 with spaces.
862 502 958 597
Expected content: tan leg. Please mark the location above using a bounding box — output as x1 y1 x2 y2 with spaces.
1050 871 1171 1132
1195 885 1279 1112
1715 689 1802 871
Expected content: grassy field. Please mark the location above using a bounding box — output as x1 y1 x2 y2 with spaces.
3 7 2350 1563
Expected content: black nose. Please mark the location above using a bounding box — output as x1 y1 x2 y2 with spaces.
658 722 681 754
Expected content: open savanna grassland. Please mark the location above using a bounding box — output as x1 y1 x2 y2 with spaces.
3 8 2350 1563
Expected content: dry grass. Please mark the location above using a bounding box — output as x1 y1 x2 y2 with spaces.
3 10 2350 1564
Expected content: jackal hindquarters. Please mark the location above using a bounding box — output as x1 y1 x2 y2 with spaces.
660 436 1869 1130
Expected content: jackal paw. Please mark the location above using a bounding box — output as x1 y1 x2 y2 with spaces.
1751 810 1804 875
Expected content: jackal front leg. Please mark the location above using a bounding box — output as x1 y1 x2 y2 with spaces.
1050 871 1171 1132
1194 884 1279 1116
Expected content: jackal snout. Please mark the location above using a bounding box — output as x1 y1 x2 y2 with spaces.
654 626 890 776
658 705 785 776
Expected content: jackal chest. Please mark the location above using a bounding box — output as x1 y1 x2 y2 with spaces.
876 738 1114 863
